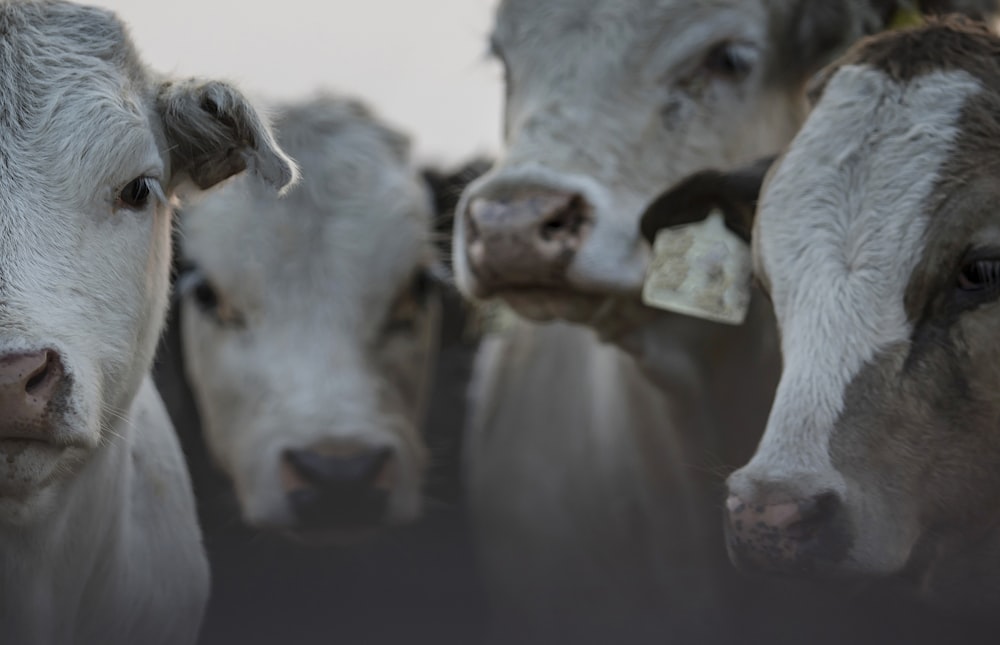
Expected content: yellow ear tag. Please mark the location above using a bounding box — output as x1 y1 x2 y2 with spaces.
641 211 753 326
889 5 925 30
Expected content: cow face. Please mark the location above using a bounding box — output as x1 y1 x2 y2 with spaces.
178 96 447 539
721 21 1000 610
453 0 891 323
0 1 293 525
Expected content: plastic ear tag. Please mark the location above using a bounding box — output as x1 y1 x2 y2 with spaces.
641 210 753 325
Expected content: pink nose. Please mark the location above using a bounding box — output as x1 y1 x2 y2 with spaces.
0 350 65 440
724 491 846 573
463 188 592 294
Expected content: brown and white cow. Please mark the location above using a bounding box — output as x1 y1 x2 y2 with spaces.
0 1 296 643
454 0 1000 642
673 18 1000 615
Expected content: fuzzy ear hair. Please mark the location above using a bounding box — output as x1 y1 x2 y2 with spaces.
157 79 299 194
639 156 776 246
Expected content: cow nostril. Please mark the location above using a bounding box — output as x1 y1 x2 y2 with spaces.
539 194 588 242
24 351 59 395
786 492 841 541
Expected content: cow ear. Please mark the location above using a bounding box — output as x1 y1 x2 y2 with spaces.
157 79 299 194
640 156 775 246
421 157 493 257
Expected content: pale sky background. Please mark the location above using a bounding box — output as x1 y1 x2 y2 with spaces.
90 1 503 164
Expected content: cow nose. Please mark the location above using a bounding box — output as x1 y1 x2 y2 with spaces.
463 188 592 293
280 446 393 529
724 490 847 574
0 349 65 440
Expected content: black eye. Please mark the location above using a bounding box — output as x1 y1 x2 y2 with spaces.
178 268 245 328
192 278 220 313
383 269 440 336
117 176 154 210
703 42 756 79
958 259 1000 293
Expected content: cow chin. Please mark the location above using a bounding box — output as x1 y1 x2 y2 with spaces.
498 288 611 324
0 441 89 518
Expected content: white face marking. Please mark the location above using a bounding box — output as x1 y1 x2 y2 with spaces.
732 66 981 569
454 0 805 314
179 99 437 530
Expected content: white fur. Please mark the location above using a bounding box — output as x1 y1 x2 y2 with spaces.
179 95 438 531
730 66 981 572
0 2 294 642
454 0 802 303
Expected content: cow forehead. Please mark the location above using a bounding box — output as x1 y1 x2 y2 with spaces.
0 3 153 192
495 0 764 68
753 65 979 461
182 102 430 319
759 65 980 318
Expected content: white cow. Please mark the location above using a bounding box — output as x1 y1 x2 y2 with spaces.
453 1 999 643
173 94 483 540
0 2 295 644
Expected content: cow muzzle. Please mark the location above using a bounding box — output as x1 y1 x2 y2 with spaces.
0 349 67 442
724 480 851 576
463 186 593 296
279 445 395 535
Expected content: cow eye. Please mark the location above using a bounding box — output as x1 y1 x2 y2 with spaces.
116 176 156 211
958 259 1000 293
178 268 245 328
383 269 438 336
703 42 757 80
192 278 220 313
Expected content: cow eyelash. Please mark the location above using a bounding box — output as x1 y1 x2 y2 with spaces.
958 259 1000 293
702 41 757 79
115 176 162 211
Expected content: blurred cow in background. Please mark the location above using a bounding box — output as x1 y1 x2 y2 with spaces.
153 95 490 643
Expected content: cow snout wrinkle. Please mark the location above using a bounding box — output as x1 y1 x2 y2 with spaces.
282 447 393 528
0 349 65 441
464 188 592 293
724 491 849 574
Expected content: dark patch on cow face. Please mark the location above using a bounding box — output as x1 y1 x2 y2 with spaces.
639 155 776 245
825 46 1000 603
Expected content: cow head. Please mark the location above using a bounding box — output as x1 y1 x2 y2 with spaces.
645 18 1000 611
177 95 480 540
0 1 294 525
451 0 920 324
